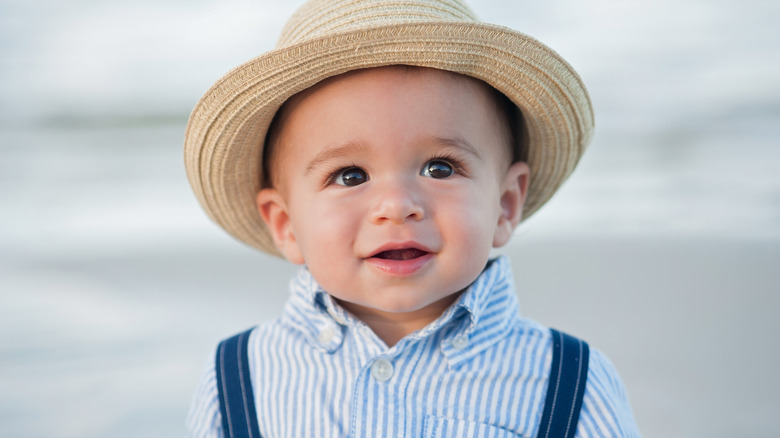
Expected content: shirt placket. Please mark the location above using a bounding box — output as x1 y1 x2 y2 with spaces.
350 348 403 437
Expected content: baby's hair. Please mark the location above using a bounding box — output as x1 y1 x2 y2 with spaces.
261 66 525 188
491 85 526 164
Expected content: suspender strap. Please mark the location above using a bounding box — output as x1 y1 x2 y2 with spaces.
215 328 263 438
537 328 590 438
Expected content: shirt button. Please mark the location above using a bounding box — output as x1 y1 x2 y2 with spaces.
371 359 394 382
451 335 469 350
318 326 335 344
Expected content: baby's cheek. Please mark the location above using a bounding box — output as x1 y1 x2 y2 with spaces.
450 206 494 247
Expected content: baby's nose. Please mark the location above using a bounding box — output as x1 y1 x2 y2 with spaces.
369 183 425 224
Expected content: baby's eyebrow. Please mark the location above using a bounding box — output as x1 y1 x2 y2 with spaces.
304 137 481 175
429 136 482 160
305 141 367 175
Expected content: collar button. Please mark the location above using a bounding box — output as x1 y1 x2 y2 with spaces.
318 326 336 345
451 335 469 350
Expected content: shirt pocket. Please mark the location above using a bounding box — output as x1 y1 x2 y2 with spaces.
423 416 527 438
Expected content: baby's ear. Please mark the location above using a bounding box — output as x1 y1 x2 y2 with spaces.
256 188 304 264
493 161 530 248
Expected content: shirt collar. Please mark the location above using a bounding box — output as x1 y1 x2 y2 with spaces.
280 256 520 364
279 266 347 353
437 256 521 368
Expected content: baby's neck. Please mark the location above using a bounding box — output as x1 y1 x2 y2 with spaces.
337 293 462 347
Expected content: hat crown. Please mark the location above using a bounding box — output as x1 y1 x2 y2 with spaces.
279 0 479 47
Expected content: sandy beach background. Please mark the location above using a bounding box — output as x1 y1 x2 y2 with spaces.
1 0 778 436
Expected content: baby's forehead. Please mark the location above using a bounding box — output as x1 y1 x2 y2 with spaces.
263 66 517 184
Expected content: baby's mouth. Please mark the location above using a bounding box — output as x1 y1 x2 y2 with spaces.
373 248 429 260
365 245 433 274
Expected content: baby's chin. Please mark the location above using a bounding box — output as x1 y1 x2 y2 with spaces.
337 289 464 319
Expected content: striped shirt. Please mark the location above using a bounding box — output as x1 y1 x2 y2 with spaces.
187 256 640 437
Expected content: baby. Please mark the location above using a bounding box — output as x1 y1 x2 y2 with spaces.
184 1 640 437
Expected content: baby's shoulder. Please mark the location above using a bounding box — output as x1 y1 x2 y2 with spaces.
185 319 294 435
502 315 554 347
502 321 640 435
503 318 630 388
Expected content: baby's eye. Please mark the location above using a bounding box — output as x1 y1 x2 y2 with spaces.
333 167 368 186
421 160 454 179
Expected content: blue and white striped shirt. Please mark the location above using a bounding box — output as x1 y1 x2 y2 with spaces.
187 256 640 437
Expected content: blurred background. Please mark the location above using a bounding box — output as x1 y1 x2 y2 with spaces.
1 0 778 436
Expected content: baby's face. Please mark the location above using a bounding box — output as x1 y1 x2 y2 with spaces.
258 66 528 325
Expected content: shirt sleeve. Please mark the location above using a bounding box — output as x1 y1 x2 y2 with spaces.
186 353 224 438
575 348 641 437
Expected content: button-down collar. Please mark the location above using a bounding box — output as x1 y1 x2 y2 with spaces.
280 256 520 366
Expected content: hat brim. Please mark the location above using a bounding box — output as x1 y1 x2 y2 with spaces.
184 22 593 256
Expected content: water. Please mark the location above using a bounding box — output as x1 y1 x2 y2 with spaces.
1 0 779 436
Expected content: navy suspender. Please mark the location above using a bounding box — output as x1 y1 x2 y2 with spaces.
215 327 589 438
215 328 262 438
537 328 590 438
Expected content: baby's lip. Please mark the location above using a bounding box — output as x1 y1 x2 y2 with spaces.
367 242 432 260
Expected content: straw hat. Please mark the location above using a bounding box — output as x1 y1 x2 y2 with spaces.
184 0 593 256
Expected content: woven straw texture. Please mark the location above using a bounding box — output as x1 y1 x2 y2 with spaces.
184 0 593 256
